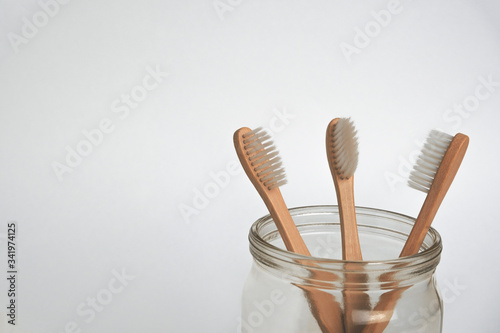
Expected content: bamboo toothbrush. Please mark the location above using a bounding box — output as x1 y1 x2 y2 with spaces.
234 127 344 332
363 130 469 333
327 117 368 333
234 127 309 255
401 130 469 256
326 118 362 260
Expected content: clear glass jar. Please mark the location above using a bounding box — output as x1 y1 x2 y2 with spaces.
240 206 443 333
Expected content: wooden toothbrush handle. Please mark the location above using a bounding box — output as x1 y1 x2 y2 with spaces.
297 283 345 333
361 286 407 333
334 178 367 332
335 178 363 260
343 264 371 333
265 190 349 331
265 190 347 332
262 188 310 255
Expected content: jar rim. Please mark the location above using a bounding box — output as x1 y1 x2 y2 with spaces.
249 205 442 273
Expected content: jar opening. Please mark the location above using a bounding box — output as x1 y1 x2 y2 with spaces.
249 205 442 289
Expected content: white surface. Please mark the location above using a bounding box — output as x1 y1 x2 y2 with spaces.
0 0 499 332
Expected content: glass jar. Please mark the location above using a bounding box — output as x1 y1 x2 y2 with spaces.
240 205 443 333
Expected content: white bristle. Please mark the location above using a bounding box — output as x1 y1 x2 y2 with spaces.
330 118 359 179
408 130 454 193
242 128 287 190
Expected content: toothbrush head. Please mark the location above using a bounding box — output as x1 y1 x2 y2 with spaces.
408 130 454 193
235 127 287 191
327 118 359 179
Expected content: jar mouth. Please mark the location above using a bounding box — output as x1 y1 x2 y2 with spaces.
249 205 442 287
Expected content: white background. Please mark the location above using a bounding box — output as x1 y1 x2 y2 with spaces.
0 0 499 332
